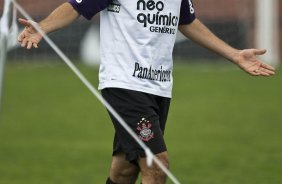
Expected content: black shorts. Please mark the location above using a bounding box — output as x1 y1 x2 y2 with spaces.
102 88 171 163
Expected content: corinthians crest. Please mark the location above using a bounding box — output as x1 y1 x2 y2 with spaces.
137 118 154 142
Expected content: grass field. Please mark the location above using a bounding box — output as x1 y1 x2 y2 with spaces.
0 62 281 184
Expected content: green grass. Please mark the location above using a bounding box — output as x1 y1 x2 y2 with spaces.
0 62 281 184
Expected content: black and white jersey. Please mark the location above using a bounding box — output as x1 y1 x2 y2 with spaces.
69 0 196 98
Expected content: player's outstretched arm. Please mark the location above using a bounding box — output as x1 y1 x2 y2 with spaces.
179 19 276 76
18 2 79 49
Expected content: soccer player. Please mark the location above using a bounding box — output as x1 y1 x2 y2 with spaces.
18 0 275 183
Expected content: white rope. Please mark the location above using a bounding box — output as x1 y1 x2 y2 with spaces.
0 0 11 36
0 0 11 107
11 1 181 183
0 36 7 107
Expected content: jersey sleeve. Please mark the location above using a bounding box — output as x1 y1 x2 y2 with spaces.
179 0 196 25
68 0 113 20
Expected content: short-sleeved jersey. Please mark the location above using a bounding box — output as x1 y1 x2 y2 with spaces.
68 0 196 98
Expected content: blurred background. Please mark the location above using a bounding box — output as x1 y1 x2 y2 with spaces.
0 0 281 183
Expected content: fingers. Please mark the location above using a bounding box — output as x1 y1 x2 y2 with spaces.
251 67 275 77
21 37 28 48
248 49 276 77
261 63 275 71
256 70 271 76
33 43 38 48
254 49 267 55
249 71 260 76
259 63 276 76
26 42 38 49
18 18 31 27
259 67 275 76
18 31 25 42
18 18 41 49
20 37 39 49
27 41 33 49
18 19 30 42
250 70 268 77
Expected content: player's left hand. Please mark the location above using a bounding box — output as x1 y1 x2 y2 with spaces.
233 49 276 76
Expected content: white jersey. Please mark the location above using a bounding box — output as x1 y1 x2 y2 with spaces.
69 0 196 98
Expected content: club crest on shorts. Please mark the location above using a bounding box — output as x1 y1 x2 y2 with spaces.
137 118 154 142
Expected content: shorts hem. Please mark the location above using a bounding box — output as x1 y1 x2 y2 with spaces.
113 147 167 163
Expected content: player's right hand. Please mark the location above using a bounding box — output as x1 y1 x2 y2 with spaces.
18 18 43 49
